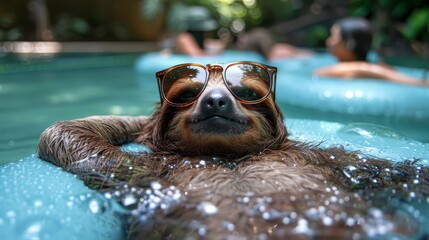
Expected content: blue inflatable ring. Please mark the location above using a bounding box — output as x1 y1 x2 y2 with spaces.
267 54 429 119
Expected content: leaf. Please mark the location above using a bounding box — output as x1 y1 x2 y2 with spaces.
140 0 164 21
166 3 188 32
403 8 429 40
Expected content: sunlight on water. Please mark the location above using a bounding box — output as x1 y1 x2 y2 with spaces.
338 123 408 146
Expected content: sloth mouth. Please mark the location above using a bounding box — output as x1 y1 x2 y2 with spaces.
188 114 249 135
190 114 247 124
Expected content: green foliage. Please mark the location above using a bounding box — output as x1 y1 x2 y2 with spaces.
304 25 329 47
140 0 297 33
0 13 22 41
403 8 429 41
139 0 428 52
349 0 429 53
140 0 164 21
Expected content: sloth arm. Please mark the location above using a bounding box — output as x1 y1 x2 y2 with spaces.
37 115 151 187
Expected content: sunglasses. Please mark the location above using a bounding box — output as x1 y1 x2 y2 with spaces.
156 61 277 107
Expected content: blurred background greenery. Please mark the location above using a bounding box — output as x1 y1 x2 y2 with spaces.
0 0 427 58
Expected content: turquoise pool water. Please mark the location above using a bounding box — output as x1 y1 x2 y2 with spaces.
0 54 158 165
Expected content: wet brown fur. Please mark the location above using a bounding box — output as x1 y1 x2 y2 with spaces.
38 67 429 239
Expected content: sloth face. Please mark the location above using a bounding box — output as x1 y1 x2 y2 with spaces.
152 62 287 157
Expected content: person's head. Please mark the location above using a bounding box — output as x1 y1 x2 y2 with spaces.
183 6 218 49
326 17 373 62
236 28 274 59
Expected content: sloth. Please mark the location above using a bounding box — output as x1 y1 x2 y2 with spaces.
38 62 429 239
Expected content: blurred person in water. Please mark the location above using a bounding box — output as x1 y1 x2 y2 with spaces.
236 28 313 61
159 6 227 56
315 17 428 87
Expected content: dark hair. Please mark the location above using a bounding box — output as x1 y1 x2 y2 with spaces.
237 28 273 59
336 17 373 61
187 30 205 49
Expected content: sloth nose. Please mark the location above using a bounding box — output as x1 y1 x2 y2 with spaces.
200 89 233 113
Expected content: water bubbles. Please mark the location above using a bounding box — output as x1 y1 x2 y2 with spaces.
341 165 362 185
304 208 318 219
120 143 152 154
84 194 109 214
121 194 138 207
21 221 44 239
104 182 184 220
34 200 43 208
16 217 61 240
293 219 312 235
197 226 207 236
282 217 291 224
210 156 237 169
369 208 383 218
322 216 333 226
150 181 162 191
197 202 218 216
343 217 355 228
79 195 87 201
88 199 103 214
104 192 112 199
198 160 207 167
363 209 394 237
222 221 235 231
261 212 271 220
167 163 176 170
225 162 237 170
6 211 16 218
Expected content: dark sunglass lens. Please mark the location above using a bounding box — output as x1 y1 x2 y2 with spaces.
162 65 206 105
225 64 270 102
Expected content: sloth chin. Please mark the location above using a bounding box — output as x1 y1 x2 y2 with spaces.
165 111 276 157
187 113 249 135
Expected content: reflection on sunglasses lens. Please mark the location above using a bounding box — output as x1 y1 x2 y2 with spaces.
225 64 270 102
163 66 206 104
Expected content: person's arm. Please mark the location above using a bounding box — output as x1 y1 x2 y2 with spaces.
175 32 206 56
315 62 428 87
269 43 313 60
